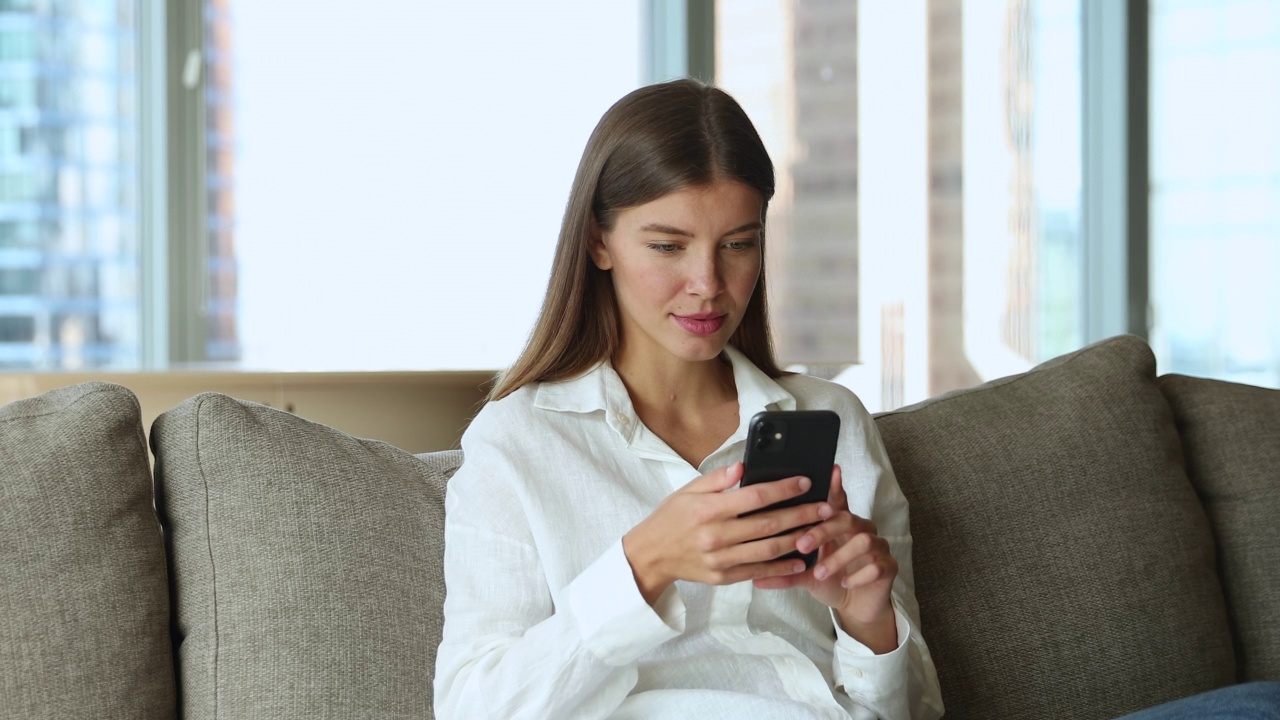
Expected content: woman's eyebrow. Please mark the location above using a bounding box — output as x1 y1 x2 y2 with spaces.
639 223 694 237
638 221 763 237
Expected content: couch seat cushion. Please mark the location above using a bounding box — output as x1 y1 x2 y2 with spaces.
1159 374 1280 682
874 335 1236 719
0 382 175 719
151 393 462 719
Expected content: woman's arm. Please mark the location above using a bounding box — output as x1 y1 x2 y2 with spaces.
754 383 945 720
828 398 945 720
432 411 682 720
433 525 680 719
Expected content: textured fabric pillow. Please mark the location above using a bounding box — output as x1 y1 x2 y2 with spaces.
0 382 175 719
1159 374 1280 682
150 393 462 720
874 335 1236 720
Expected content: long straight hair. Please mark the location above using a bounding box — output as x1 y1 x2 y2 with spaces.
490 79 783 401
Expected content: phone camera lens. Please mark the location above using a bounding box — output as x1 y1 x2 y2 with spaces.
755 422 774 450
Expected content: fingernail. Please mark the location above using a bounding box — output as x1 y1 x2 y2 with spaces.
792 561 806 574
798 537 813 552
814 565 828 580
798 476 811 491
818 503 833 520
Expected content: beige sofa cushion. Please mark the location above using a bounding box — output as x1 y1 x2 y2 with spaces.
151 393 462 720
0 382 175 719
1159 374 1280 682
874 335 1236 719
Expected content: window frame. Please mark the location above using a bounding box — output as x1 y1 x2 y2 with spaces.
165 0 209 366
1081 0 1150 345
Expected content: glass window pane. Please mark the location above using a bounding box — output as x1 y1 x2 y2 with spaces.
227 1 643 370
1150 0 1280 387
0 1 140 369
717 0 1083 411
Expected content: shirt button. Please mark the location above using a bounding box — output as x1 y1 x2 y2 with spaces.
619 415 630 425
850 668 864 678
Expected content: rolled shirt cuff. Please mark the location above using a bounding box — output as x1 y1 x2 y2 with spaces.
831 602 912 711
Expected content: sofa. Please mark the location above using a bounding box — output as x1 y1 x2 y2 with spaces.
1 334 1276 719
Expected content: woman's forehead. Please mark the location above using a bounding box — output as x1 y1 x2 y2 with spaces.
615 181 764 231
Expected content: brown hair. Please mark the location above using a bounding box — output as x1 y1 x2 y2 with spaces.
490 79 783 401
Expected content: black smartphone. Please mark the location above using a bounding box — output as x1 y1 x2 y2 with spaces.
740 410 841 569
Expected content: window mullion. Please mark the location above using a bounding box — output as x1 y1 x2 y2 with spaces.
1081 0 1148 343
166 0 209 365
646 0 714 84
138 0 168 369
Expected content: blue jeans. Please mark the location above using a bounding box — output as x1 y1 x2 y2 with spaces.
1117 683 1280 719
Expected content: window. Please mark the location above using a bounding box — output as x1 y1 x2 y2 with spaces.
226 1 644 370
1149 0 1280 387
2 1 645 371
4 0 1276 390
0 266 39 294
717 0 1084 411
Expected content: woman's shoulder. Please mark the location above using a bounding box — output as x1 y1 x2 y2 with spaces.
460 383 546 446
451 383 548 503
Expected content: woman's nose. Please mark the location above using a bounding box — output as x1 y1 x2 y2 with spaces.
686 253 724 296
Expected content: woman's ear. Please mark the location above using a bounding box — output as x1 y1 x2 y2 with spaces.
588 219 613 271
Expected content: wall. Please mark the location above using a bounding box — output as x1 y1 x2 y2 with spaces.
0 371 494 454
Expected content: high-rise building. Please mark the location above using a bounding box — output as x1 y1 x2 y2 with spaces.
0 0 141 369
772 0 859 368
204 0 238 361
927 0 981 395
0 0 238 368
1002 0 1037 363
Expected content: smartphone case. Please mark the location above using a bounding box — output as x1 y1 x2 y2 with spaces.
740 409 841 568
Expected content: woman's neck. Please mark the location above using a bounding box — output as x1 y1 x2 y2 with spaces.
613 349 741 467
612 349 737 417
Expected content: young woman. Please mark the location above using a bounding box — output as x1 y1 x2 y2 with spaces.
433 79 944 719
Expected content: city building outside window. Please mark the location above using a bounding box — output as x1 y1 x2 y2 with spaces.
0 0 141 369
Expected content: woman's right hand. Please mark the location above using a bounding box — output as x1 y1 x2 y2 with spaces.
622 461 833 606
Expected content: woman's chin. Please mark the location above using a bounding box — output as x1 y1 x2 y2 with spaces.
671 337 732 363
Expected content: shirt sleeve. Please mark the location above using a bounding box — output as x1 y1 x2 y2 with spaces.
829 393 946 720
432 406 684 720
567 539 686 663
830 602 914 719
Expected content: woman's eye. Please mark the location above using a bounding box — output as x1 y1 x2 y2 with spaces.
647 243 681 253
724 239 757 251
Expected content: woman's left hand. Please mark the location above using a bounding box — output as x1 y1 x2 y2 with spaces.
753 465 899 653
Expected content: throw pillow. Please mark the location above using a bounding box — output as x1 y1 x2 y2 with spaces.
0 382 175 718
874 335 1236 719
151 393 462 719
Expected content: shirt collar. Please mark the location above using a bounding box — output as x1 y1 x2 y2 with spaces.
533 344 795 419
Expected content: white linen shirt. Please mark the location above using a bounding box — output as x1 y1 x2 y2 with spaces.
434 346 944 720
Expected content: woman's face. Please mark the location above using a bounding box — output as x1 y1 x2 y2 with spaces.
590 178 763 368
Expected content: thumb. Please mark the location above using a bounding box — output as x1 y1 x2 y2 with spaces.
685 461 744 494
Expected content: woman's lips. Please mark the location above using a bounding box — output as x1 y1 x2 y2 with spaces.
673 313 726 336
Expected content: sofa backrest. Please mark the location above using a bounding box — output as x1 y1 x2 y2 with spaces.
0 382 176 719
5 337 1272 719
150 392 461 720
874 335 1237 719
1159 374 1280 683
